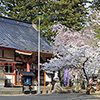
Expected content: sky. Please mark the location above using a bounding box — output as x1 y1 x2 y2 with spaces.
85 0 93 7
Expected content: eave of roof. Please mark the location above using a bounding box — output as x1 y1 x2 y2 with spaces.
21 72 35 76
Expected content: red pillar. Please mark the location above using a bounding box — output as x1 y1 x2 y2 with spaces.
15 64 16 86
44 72 46 93
17 71 19 85
90 79 93 94
27 61 30 72
96 81 98 91
50 82 52 93
12 63 13 88
67 85 69 92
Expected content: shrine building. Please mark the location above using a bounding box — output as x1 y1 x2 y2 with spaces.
0 16 53 88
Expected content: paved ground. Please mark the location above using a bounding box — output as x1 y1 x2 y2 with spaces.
0 93 100 100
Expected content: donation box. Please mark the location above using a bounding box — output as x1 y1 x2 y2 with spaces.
21 72 35 86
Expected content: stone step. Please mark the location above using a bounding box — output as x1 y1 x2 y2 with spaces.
94 91 100 94
0 87 22 90
0 86 51 95
0 90 22 94
0 88 22 94
0 87 37 95
0 87 22 94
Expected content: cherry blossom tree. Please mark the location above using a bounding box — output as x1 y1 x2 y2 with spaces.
42 24 100 89
86 9 100 27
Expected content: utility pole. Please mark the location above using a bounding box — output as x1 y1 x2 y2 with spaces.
38 18 40 94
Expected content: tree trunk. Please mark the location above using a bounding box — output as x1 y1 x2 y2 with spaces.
82 58 91 94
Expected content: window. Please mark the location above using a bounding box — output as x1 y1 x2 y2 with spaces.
5 65 14 73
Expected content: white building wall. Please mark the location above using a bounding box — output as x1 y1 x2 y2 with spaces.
5 75 15 85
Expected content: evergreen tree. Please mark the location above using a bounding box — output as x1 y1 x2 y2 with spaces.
0 0 88 42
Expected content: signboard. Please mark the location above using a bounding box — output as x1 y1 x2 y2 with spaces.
44 72 52 93
46 74 51 82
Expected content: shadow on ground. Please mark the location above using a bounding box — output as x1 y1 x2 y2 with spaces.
24 91 37 94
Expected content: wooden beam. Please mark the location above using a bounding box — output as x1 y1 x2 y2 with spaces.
0 47 15 50
14 50 16 61
32 52 53 57
0 57 13 61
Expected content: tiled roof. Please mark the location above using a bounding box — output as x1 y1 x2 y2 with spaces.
0 16 52 53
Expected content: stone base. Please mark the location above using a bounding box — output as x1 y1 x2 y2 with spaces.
52 82 67 93
0 79 5 87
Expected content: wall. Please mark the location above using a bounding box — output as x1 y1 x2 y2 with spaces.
0 49 2 57
4 49 14 59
